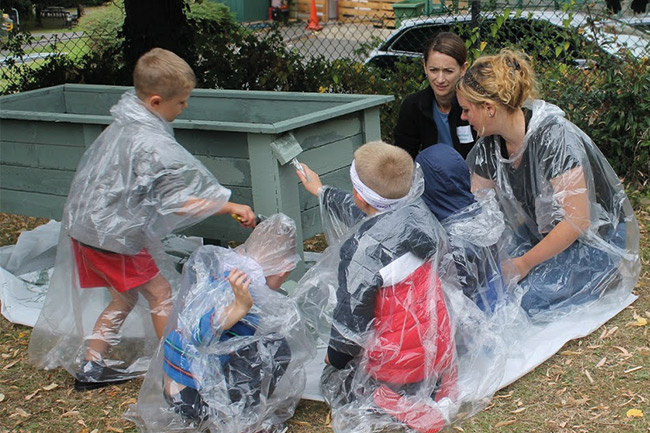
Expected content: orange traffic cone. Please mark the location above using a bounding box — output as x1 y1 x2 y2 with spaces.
306 0 323 31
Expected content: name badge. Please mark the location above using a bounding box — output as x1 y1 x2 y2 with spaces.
457 125 474 143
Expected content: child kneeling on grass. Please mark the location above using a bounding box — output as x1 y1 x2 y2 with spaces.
294 142 463 433
128 213 314 433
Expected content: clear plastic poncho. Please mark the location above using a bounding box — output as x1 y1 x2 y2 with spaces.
126 214 314 433
28 91 231 382
467 99 641 321
293 167 507 433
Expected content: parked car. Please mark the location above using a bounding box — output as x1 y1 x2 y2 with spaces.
618 15 650 32
365 10 650 69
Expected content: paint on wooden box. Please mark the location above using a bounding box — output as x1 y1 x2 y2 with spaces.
0 84 393 258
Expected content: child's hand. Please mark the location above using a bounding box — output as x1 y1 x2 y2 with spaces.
501 256 531 283
228 268 254 313
229 203 257 228
296 163 323 196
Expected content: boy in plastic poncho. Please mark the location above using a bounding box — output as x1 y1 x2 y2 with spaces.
295 141 460 433
129 214 312 433
416 144 512 313
28 48 256 391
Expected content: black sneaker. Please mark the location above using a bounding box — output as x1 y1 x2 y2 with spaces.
163 386 208 422
74 360 133 391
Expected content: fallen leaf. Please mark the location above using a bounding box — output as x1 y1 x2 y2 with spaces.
43 383 58 391
596 357 607 368
78 419 88 427
624 366 643 374
626 409 643 418
495 419 517 427
2 360 19 370
106 426 123 432
584 370 594 384
14 408 30 417
561 350 582 356
119 398 137 408
633 317 647 327
511 407 527 414
25 389 40 400
605 326 619 338
61 410 80 417
453 426 465 431
1 353 10 359
614 346 630 356
91 430 99 433
0 393 5 402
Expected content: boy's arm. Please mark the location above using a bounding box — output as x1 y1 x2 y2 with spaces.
217 268 254 330
296 162 364 244
215 201 257 228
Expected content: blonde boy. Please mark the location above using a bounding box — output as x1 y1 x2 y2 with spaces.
296 141 457 433
29 48 256 391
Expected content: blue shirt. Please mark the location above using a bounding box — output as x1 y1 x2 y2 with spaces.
433 102 453 147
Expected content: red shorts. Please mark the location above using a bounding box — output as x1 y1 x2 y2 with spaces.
71 239 160 292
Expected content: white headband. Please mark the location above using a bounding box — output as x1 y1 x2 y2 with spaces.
350 160 404 212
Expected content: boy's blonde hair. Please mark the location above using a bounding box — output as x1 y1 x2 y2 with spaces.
353 141 414 199
133 48 196 100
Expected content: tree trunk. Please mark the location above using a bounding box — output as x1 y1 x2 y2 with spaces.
122 0 195 80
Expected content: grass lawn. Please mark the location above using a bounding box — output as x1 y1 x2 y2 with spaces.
0 206 648 433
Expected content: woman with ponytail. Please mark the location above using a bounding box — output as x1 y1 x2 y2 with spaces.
455 49 640 319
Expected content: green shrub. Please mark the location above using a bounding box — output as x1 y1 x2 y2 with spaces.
539 55 650 190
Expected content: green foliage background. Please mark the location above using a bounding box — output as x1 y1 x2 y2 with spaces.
1 7 648 191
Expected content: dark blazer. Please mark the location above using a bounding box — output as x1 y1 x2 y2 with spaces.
393 86 477 160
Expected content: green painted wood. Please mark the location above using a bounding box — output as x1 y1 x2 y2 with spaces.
362 107 382 142
0 84 392 249
1 85 392 135
246 132 305 270
0 85 65 111
180 214 255 243
64 86 125 115
0 141 85 170
0 190 66 220
299 166 353 212
175 130 250 158
300 134 363 174
194 156 251 187
1 166 74 196
300 206 324 240
0 119 95 146
292 114 362 151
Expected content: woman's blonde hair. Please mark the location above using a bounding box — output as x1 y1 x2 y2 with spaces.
457 49 538 111
353 141 414 199
133 48 196 100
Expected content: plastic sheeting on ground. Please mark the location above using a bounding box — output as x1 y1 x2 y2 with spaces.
27 90 232 385
0 220 59 327
126 214 314 433
292 152 640 432
0 220 204 328
293 167 513 433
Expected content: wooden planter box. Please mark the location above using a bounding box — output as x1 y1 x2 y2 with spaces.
0 84 393 259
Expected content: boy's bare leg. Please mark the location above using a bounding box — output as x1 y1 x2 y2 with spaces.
140 273 173 339
86 288 139 362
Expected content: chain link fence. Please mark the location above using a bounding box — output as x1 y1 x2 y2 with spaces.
1 0 649 93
